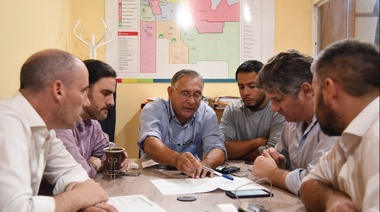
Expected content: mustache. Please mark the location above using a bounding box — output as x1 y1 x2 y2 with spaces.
243 97 254 101
102 105 113 110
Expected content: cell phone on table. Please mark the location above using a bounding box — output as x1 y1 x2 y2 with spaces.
119 171 141 177
225 189 272 199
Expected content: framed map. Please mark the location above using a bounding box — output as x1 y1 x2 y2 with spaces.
105 0 274 82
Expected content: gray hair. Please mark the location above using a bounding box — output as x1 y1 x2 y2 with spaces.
257 50 313 97
170 69 204 90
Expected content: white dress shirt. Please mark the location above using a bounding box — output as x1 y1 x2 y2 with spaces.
0 92 89 211
302 97 379 211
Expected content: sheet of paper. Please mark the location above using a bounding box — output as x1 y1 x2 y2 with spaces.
151 178 217 195
209 176 267 191
141 159 159 168
218 203 239 212
108 195 166 212
151 176 268 195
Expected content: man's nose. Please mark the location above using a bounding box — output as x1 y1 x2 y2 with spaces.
106 95 115 107
83 95 91 108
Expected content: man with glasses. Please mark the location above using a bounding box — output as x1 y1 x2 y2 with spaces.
138 69 227 178
251 50 338 196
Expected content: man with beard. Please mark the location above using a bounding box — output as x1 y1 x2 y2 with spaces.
219 60 285 161
300 39 379 211
251 50 338 196
56 59 129 178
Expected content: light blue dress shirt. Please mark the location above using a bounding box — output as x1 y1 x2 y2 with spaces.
276 115 338 196
138 98 227 159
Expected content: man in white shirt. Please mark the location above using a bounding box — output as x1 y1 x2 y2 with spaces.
300 39 379 211
0 49 116 211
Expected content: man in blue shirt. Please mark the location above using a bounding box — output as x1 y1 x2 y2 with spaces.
138 69 227 178
252 50 337 196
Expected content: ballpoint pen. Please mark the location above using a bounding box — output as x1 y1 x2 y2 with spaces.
195 155 234 181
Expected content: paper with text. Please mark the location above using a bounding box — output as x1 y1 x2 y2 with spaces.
108 195 166 211
151 176 267 195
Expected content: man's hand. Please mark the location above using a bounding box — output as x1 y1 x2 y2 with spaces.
56 179 109 212
80 202 118 212
263 148 285 164
252 150 278 182
174 152 203 178
71 179 109 203
88 156 103 172
120 151 130 171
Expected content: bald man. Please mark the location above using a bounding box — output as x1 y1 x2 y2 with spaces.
0 49 116 212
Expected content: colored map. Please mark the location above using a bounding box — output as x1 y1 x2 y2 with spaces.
139 0 240 79
105 0 274 81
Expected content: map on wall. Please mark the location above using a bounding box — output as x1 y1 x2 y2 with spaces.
105 0 274 82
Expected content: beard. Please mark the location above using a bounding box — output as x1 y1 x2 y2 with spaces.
85 105 109 121
316 92 345 136
245 94 267 111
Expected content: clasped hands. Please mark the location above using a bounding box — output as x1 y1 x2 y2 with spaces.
252 147 285 182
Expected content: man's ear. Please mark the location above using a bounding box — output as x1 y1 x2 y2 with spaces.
167 86 173 98
324 78 337 99
299 82 313 98
52 80 64 101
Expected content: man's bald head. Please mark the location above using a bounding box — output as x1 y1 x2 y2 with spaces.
20 49 83 93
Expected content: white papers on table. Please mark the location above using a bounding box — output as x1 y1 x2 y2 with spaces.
141 159 159 168
150 176 267 195
218 203 239 212
108 195 166 212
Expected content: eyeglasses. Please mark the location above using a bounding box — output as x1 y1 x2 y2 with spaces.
172 85 203 101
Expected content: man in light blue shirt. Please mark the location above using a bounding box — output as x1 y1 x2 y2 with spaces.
252 50 338 196
138 69 226 178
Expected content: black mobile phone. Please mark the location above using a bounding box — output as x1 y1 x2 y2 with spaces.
225 189 272 199
119 171 141 177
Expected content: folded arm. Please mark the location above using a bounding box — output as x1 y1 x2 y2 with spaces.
300 179 357 212
225 138 267 160
54 179 111 212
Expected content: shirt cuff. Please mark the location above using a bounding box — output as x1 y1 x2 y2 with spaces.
53 174 89 195
32 196 55 212
285 168 305 196
258 145 267 155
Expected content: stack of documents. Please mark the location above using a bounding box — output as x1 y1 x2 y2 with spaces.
212 96 240 109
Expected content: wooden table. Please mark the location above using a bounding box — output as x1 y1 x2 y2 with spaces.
95 160 306 212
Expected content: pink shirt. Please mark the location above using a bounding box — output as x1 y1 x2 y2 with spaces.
55 117 115 178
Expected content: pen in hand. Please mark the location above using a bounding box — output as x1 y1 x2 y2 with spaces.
194 155 234 181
